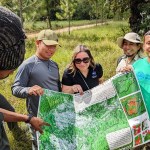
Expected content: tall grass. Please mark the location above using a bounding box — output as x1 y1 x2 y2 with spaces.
0 21 130 150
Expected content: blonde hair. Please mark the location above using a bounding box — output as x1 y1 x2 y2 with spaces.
68 45 96 76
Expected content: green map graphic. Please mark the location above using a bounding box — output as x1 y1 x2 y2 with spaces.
37 72 147 150
113 72 139 98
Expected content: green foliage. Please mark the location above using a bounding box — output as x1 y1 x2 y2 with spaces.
106 0 130 20
73 0 92 20
139 2 150 34
56 0 77 20
1 0 149 33
25 38 36 58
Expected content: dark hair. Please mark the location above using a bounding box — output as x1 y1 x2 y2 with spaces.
68 45 96 76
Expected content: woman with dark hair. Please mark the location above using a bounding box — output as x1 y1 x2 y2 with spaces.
62 44 103 95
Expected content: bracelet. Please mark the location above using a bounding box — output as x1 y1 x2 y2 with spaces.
25 114 34 123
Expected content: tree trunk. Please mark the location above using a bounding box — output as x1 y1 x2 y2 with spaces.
68 0 71 34
46 0 52 29
129 0 147 33
18 0 23 26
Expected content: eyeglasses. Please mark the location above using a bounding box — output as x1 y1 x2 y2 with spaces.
73 57 90 64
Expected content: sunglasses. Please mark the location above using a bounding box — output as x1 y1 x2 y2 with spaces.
73 57 90 64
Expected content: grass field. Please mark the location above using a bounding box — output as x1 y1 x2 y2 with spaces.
0 21 131 150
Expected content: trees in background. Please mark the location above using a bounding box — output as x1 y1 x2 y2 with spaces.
56 0 77 20
0 0 43 24
88 0 105 24
0 0 60 28
139 2 150 34
0 0 149 33
106 0 149 33
56 0 77 34
106 0 130 20
73 0 92 20
129 0 150 34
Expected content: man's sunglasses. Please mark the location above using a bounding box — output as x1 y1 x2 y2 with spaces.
73 57 90 64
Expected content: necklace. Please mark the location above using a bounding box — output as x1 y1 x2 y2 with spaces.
78 71 90 90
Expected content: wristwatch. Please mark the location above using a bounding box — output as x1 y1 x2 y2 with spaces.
25 114 34 123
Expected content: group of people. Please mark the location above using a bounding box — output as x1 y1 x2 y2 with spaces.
0 6 103 150
0 5 150 150
11 28 103 149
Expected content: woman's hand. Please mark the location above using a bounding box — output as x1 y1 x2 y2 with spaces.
62 84 83 95
72 84 84 95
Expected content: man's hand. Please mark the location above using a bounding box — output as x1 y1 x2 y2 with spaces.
117 65 133 73
30 117 50 134
28 85 44 96
120 65 133 72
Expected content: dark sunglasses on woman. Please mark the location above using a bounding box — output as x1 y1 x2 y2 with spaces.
73 57 90 64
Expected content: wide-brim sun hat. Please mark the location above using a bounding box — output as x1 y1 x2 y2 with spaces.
117 32 143 48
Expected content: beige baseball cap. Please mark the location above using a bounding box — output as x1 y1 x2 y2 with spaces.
37 29 59 46
117 32 142 48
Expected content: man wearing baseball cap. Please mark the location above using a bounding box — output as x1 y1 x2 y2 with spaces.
116 32 145 73
0 6 49 149
12 29 61 149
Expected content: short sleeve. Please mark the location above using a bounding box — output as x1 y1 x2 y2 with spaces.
62 69 74 86
95 63 103 78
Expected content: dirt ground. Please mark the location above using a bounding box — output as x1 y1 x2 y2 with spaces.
26 22 106 38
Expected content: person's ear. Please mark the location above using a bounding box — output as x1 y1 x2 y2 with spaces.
36 40 41 47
